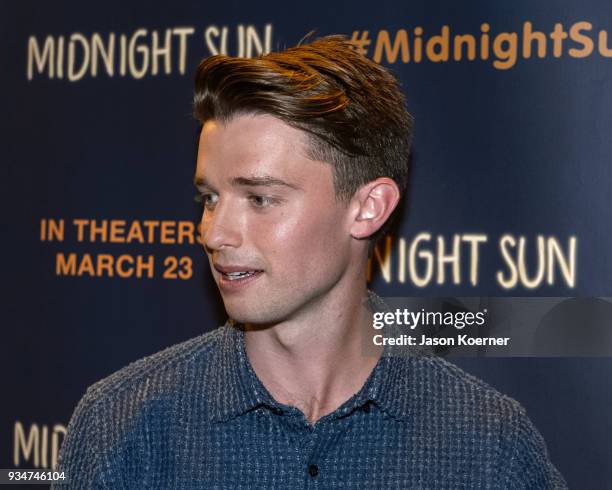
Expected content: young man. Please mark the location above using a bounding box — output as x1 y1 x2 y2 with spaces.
57 36 566 488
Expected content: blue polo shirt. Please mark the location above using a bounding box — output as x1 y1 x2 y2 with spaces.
56 308 566 488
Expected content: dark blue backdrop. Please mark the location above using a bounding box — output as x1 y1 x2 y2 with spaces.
3 1 612 487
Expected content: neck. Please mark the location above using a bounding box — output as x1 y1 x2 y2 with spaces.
244 269 382 426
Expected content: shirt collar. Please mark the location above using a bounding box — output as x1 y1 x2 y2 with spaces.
207 291 423 423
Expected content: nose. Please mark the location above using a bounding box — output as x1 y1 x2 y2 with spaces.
200 198 243 252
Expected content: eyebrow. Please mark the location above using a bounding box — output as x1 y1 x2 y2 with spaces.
193 175 302 191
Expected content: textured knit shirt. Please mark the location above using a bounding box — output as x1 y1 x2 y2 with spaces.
56 306 567 488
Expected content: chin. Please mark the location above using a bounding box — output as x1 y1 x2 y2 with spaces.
220 278 338 326
223 301 270 325
223 298 291 327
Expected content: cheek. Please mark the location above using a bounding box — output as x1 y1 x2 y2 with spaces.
259 206 348 270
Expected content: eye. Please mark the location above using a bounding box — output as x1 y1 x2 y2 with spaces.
248 194 277 208
194 192 218 210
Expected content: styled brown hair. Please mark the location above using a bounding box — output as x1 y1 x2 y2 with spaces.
193 34 413 242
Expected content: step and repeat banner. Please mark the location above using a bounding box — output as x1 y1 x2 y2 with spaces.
3 1 612 487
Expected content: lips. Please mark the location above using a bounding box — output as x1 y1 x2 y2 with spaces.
223 271 258 281
214 264 263 275
214 263 264 289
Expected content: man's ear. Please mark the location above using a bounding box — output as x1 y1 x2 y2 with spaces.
349 178 401 240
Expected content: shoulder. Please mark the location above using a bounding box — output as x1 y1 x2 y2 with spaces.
84 326 226 405
390 354 567 487
56 327 233 484
71 326 237 443
394 353 524 447
393 353 524 420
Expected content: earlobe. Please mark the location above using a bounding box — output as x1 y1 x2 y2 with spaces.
350 178 400 240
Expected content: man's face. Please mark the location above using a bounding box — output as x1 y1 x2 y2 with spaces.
195 114 356 325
